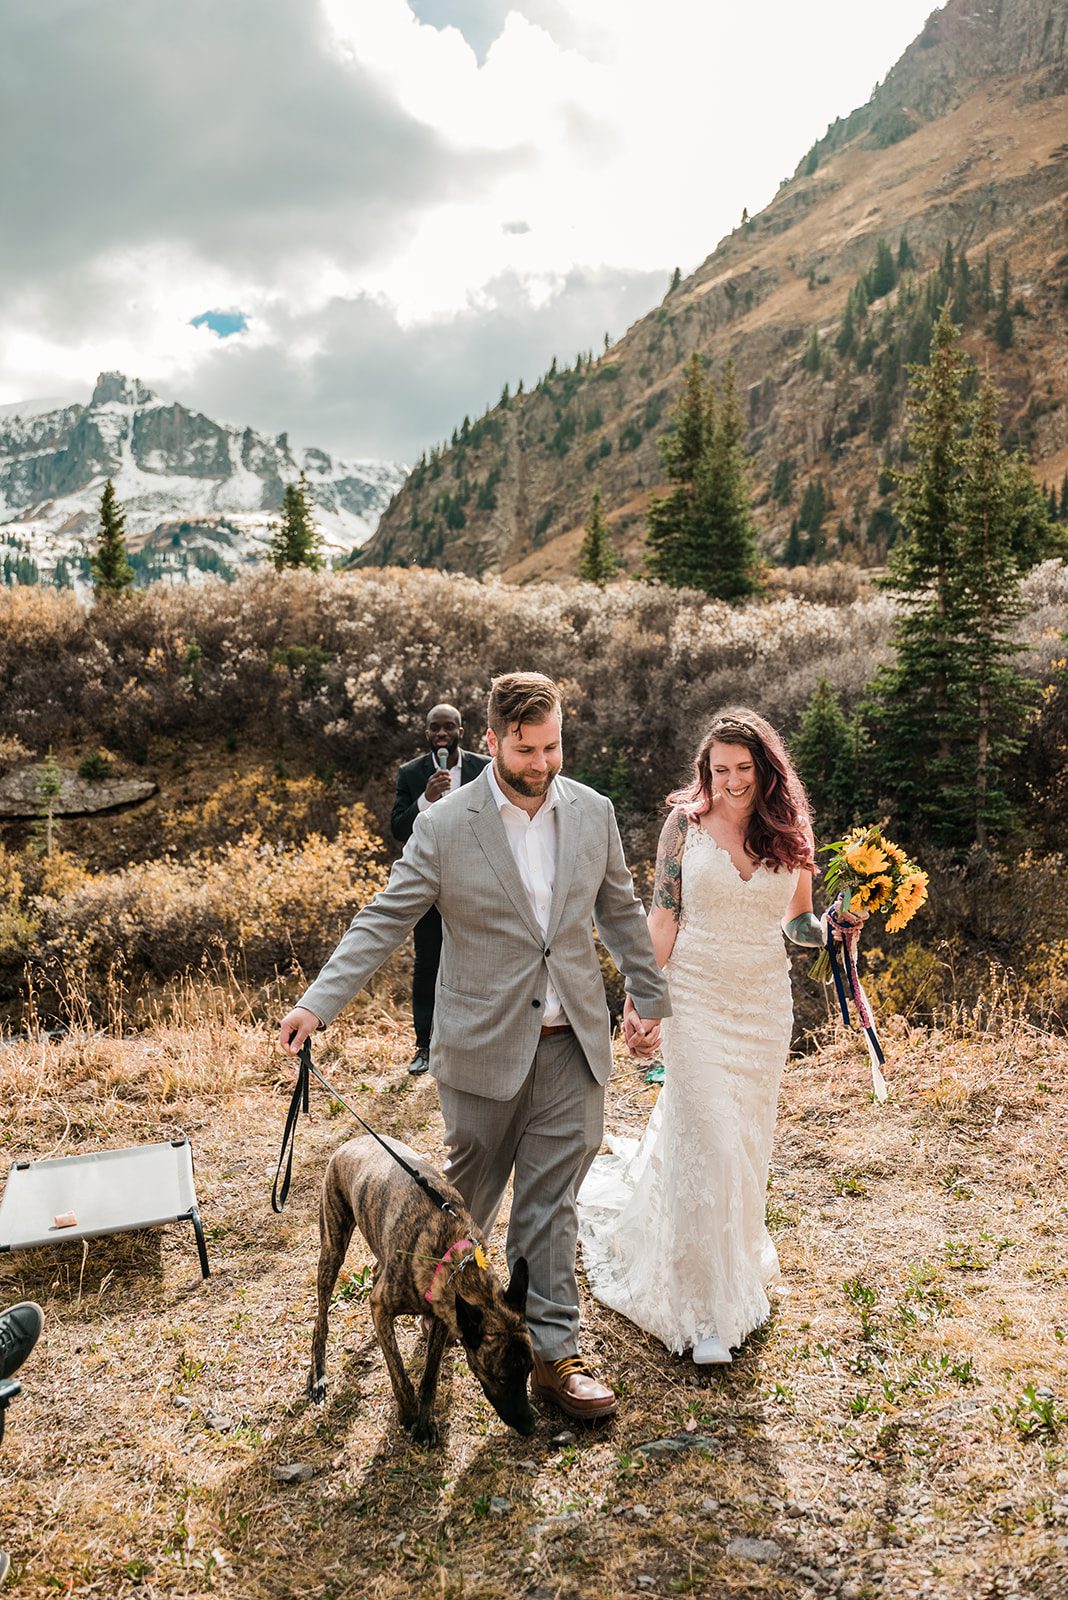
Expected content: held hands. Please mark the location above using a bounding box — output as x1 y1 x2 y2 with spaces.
279 1005 321 1056
622 995 661 1061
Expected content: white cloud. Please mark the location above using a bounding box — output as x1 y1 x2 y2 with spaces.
2 0 939 456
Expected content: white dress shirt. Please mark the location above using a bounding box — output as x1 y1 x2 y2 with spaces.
486 760 567 1026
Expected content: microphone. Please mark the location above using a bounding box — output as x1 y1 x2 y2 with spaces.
435 747 449 771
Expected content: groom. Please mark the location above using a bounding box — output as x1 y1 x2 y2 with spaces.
279 670 670 1419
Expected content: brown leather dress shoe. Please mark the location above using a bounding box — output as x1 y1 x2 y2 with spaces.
532 1353 618 1420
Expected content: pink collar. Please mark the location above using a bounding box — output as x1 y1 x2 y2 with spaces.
425 1239 476 1302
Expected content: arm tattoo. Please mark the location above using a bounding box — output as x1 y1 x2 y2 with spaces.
652 808 687 921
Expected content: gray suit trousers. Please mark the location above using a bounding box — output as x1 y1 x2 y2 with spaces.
437 1030 604 1361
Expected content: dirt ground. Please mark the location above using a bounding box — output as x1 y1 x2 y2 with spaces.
1 1005 1066 1600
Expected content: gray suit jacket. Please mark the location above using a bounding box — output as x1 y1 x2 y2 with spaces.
298 769 670 1100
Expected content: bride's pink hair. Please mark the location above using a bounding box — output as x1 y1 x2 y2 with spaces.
669 707 815 873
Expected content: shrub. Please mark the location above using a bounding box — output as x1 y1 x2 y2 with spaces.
32 806 388 1007
162 768 345 853
77 750 114 780
0 561 1061 832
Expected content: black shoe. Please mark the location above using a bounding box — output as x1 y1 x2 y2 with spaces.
408 1047 430 1076
0 1302 43 1381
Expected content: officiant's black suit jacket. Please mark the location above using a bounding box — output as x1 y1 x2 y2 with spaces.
390 749 489 845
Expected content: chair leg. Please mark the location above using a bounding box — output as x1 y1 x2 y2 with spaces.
190 1207 211 1278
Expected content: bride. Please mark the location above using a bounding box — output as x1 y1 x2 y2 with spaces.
578 707 840 1365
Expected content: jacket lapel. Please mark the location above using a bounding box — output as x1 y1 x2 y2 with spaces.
466 775 544 944
546 784 579 944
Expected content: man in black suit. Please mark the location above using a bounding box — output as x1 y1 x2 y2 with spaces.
390 702 489 1074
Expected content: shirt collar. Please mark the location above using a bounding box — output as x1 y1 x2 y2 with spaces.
486 759 559 818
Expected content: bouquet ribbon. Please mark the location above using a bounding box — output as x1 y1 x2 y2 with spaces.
824 905 888 1102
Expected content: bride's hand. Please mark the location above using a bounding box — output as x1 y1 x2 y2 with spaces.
623 996 661 1060
829 894 869 941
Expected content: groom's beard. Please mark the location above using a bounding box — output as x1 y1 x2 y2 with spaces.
494 753 561 798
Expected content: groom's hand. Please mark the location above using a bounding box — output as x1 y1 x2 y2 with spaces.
279 1005 321 1055
623 996 661 1060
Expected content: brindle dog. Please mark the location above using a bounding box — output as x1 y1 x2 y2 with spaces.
308 1135 535 1444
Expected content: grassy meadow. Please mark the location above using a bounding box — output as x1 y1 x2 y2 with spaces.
0 1003 1066 1599
0 564 1067 1597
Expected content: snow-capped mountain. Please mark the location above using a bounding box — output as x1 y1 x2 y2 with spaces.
0 373 407 585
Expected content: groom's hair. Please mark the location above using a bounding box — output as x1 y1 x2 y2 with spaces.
487 672 561 739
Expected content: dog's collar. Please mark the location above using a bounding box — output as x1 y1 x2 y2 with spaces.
425 1238 487 1302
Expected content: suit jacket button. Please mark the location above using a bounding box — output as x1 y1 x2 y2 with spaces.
544 948 551 957
531 999 541 1008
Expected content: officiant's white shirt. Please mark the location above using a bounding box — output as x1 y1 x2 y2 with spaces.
487 760 567 1027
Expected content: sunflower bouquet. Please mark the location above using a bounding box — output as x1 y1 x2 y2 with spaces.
810 825 928 1100
811 824 929 979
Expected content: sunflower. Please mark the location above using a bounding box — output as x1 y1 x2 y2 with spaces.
885 907 910 933
864 874 895 911
844 841 889 876
897 871 929 914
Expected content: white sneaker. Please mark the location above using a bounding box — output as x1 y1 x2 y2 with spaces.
692 1333 732 1365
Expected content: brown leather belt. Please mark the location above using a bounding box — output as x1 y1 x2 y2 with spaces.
539 1023 573 1037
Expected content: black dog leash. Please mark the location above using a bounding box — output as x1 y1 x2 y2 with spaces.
271 1039 458 1217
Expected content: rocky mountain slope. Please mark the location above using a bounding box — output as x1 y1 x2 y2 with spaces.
0 373 406 585
361 0 1068 580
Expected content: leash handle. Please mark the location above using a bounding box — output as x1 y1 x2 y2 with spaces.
271 1039 458 1216
271 1039 311 1213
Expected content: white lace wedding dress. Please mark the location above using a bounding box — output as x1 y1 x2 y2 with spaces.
577 821 798 1354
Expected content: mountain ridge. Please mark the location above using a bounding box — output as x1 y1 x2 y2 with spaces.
0 372 407 586
361 0 1068 581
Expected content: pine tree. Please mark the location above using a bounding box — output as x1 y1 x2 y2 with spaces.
993 260 1014 349
979 249 994 312
268 474 323 571
952 251 972 323
645 354 711 586
695 359 762 598
34 748 64 859
645 355 760 598
578 486 617 586
863 310 1038 851
1061 471 1068 521
798 477 830 542
835 295 857 359
771 456 795 505
791 678 865 837
801 329 821 374
951 373 1031 845
867 237 897 300
783 518 804 565
89 479 134 597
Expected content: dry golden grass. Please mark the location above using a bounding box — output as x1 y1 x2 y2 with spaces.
1 1003 1066 1600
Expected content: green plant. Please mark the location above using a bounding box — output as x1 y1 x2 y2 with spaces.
77 750 114 781
943 1239 990 1272
831 1167 869 1198
334 1265 374 1303
1007 1383 1066 1439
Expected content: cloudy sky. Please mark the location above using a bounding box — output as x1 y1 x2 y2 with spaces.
2 0 938 463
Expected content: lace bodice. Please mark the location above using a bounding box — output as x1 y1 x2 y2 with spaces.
674 825 799 950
